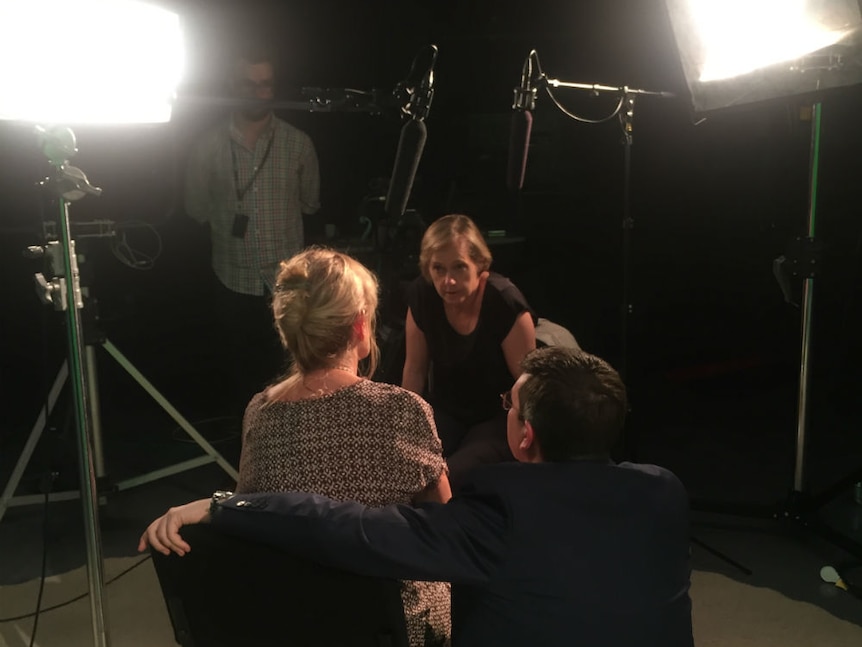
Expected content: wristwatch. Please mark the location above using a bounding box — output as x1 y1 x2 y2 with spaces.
210 490 234 515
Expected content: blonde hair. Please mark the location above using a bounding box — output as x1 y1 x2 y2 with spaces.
418 214 493 282
272 247 379 379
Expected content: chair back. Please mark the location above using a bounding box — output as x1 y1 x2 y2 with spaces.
535 317 581 350
150 523 409 647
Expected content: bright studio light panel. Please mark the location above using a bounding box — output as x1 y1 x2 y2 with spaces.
0 0 184 124
663 0 862 113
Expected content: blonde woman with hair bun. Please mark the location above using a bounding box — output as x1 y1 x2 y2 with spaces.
229 246 451 647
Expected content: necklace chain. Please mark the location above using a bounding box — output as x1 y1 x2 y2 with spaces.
330 364 357 375
301 365 357 397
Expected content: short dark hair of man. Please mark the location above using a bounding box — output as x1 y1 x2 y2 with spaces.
229 40 277 85
519 347 627 461
236 41 275 68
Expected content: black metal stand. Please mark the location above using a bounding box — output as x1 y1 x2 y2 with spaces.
690 103 862 575
520 56 673 461
512 53 774 574
619 92 635 389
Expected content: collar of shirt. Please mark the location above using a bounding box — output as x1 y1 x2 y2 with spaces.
229 114 276 150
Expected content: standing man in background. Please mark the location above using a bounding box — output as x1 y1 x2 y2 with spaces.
185 43 321 414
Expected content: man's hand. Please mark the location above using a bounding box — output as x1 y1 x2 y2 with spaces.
137 498 211 556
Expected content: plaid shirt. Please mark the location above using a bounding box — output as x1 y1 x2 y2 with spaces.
185 115 320 295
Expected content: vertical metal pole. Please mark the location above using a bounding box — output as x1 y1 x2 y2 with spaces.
620 91 635 386
57 197 110 647
793 102 822 494
620 91 637 461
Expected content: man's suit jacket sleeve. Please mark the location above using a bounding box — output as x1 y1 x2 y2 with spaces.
210 489 507 584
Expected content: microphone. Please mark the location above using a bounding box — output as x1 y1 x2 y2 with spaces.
507 52 537 192
410 64 434 121
384 117 427 220
507 109 532 193
394 45 437 121
384 45 437 221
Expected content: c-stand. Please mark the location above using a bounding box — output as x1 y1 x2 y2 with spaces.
0 131 238 588
691 103 862 577
1 132 241 645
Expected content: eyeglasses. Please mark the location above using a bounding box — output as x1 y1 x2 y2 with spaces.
500 390 514 412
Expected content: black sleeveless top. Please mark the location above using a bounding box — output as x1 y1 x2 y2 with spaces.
408 272 536 425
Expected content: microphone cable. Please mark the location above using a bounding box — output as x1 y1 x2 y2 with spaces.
26 486 51 647
530 50 628 125
110 219 163 271
0 554 153 625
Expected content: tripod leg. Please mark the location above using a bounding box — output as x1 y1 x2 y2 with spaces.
0 362 68 523
793 102 822 496
101 339 239 482
84 344 106 478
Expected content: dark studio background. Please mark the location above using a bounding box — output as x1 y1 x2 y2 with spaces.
1 0 862 569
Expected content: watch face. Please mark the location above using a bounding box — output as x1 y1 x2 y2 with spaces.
212 490 234 509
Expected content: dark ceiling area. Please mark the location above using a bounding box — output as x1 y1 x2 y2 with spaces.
1 0 861 516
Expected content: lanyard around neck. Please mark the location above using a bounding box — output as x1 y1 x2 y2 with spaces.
231 131 274 204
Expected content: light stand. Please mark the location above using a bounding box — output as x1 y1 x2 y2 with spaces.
688 100 862 563
782 102 862 558
661 0 862 562
38 126 109 647
696 100 861 558
0 129 243 647
0 4 186 643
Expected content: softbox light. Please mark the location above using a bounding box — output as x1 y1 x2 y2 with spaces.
0 0 184 124
663 0 862 113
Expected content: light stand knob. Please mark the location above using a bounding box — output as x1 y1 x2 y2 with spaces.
36 125 78 166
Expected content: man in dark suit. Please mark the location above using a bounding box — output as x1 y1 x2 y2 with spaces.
141 346 694 647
